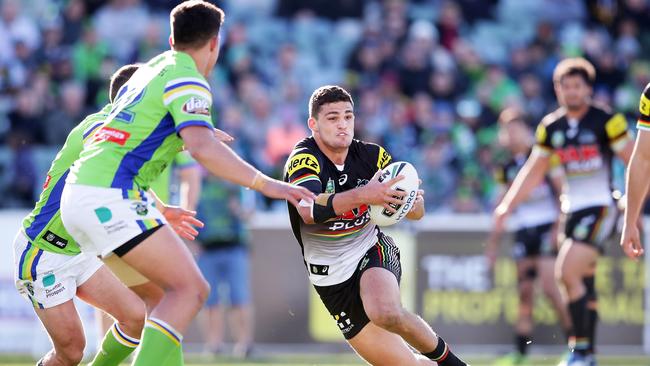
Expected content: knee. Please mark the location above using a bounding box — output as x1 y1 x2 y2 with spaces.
115 298 146 336
367 304 405 332
56 334 85 365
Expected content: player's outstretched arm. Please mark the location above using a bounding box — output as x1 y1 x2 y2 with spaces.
621 130 650 259
494 148 550 230
181 126 316 207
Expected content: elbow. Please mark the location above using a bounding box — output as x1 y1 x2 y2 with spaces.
187 144 211 164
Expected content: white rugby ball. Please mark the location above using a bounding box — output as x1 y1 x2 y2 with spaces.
369 161 420 227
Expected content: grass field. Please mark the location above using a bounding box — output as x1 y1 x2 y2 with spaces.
1 353 649 366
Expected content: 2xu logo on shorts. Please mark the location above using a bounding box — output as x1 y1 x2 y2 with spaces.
131 202 149 216
334 312 354 334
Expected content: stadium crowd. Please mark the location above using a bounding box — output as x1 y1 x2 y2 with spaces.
1 0 649 212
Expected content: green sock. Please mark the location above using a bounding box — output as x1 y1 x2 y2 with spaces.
90 323 140 366
132 318 183 366
162 343 184 366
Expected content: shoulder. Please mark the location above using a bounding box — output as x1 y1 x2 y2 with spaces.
589 104 614 120
353 140 392 169
539 108 566 129
286 137 323 176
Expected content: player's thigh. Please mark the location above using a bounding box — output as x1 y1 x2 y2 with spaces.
556 240 599 280
120 225 207 291
348 321 434 366
77 265 145 327
34 300 85 353
359 267 402 322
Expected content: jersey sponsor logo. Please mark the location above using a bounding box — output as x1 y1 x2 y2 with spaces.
43 175 51 189
605 114 628 138
94 127 131 146
334 312 354 334
339 204 369 221
45 282 66 298
328 207 370 231
641 94 650 116
287 153 320 175
310 263 329 275
182 97 210 116
578 131 596 144
556 144 603 173
42 230 68 249
377 146 391 169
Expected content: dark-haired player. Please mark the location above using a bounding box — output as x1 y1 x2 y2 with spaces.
59 1 315 365
487 108 571 365
494 58 634 366
284 85 468 366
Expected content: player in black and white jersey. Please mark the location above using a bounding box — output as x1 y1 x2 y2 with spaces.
486 108 571 365
284 86 468 366
494 58 634 366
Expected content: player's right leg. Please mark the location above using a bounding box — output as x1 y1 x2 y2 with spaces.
61 184 209 366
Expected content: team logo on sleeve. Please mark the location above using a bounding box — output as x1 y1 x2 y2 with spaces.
287 153 320 175
182 97 210 116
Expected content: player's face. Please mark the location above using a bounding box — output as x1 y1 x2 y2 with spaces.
504 121 531 152
314 101 354 150
555 75 592 111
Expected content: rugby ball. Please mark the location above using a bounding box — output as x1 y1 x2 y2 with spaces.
369 161 420 227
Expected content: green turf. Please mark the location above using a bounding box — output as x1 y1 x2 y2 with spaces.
2 354 650 366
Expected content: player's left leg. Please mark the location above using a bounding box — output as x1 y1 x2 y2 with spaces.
538 257 572 340
513 257 536 360
347 320 435 366
360 267 467 365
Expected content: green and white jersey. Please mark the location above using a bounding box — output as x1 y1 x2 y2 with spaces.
149 151 197 204
22 105 112 255
67 50 214 190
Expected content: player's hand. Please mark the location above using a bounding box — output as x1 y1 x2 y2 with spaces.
161 206 205 241
261 179 317 208
362 170 406 213
214 128 234 143
407 189 425 219
493 203 510 233
621 222 644 260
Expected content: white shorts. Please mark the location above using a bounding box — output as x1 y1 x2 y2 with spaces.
13 231 102 309
60 184 167 258
103 254 149 287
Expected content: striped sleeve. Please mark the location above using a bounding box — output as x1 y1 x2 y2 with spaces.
534 122 553 157
164 75 214 133
285 150 322 194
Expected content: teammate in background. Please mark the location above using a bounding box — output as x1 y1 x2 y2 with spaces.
195 176 254 358
60 2 315 365
12 64 196 366
486 108 572 365
621 84 650 260
285 85 468 366
494 58 634 366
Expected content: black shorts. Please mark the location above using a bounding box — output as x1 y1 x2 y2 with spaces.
512 222 555 260
564 204 618 250
313 232 401 340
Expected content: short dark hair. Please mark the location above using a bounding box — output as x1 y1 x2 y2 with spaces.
553 57 596 86
309 85 354 118
170 0 224 50
109 64 141 103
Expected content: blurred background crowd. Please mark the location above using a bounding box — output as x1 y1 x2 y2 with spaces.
1 0 649 212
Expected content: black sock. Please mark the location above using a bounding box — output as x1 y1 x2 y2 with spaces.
515 334 530 355
568 293 590 356
584 276 598 355
423 337 467 366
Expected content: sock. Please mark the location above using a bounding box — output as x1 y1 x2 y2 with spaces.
90 323 140 366
568 293 590 356
515 333 530 356
422 337 467 366
162 343 184 366
131 318 183 366
584 276 598 355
